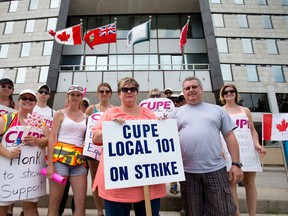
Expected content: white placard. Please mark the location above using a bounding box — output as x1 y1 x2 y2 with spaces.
222 115 262 172
83 112 103 160
139 98 175 118
103 119 185 189
0 126 46 202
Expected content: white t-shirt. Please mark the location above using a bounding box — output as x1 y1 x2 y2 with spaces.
33 105 55 128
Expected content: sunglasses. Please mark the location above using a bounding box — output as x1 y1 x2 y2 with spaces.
20 97 36 102
223 90 236 95
121 87 138 93
184 85 199 91
1 84 13 89
38 90 49 95
99 90 111 94
164 92 172 95
150 94 161 98
68 85 83 92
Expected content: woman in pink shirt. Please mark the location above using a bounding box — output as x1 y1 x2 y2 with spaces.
92 77 166 216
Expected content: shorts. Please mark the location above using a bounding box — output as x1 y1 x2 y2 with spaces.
0 198 38 206
54 161 88 177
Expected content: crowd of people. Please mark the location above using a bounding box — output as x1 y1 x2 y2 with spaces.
0 76 266 216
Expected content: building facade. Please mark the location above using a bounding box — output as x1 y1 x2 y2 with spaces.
0 0 287 163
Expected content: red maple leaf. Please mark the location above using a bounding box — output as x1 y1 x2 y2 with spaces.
57 31 70 42
276 119 288 133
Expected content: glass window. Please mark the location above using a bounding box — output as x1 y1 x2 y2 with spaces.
235 0 244 4
259 0 267 5
237 15 249 28
108 55 132 70
29 0 38 10
134 55 158 70
267 39 278 54
4 22 14 34
20 43 31 57
160 55 172 70
272 66 285 83
0 69 4 79
43 41 53 56
212 14 225 27
187 14 204 38
25 20 35 33
262 16 272 29
282 0 288 5
246 65 259 82
239 93 270 112
134 16 157 38
47 18 58 31
50 0 60 8
85 56 97 71
172 56 182 70
220 64 233 81
9 1 18 12
115 16 133 39
39 66 49 82
0 44 9 58
158 15 180 38
185 54 209 69
285 16 288 26
61 56 83 70
97 56 108 71
242 39 254 54
216 38 228 53
211 0 221 3
276 93 288 113
16 68 27 83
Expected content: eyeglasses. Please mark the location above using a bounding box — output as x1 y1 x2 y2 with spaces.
1 84 13 89
38 90 49 95
99 90 111 94
121 87 138 93
184 85 199 91
150 94 161 98
68 85 83 92
20 97 36 102
223 90 236 95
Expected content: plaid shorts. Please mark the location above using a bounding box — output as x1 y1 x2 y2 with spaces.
183 167 236 216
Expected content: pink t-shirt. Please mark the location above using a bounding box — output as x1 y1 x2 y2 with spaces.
92 106 167 202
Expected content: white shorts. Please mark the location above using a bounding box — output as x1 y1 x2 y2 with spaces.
0 197 38 206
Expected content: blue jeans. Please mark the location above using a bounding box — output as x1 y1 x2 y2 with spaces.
105 198 160 216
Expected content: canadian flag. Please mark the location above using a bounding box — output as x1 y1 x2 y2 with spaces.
262 114 288 141
49 24 82 45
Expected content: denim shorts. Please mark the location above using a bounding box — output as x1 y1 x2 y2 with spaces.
0 198 38 206
54 161 88 177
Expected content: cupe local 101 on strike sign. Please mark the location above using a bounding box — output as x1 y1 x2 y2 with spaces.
102 119 185 189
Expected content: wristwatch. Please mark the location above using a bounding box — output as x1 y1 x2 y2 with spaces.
232 162 243 168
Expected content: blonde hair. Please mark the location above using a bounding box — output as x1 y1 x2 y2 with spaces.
219 84 240 105
117 77 139 93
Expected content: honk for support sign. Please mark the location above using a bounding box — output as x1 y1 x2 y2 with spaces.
0 126 46 202
102 119 185 189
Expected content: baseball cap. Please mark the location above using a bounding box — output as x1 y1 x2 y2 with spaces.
19 89 37 99
67 85 84 94
37 84 50 93
164 88 173 94
0 78 14 87
83 97 90 105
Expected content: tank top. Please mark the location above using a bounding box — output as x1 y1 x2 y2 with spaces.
57 110 86 147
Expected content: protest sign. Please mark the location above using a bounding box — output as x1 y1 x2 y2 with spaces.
83 112 103 160
222 115 262 172
102 119 185 189
0 105 17 115
0 126 46 202
139 98 175 118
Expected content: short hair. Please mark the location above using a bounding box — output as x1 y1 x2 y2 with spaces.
97 82 112 93
182 76 203 89
219 83 240 105
148 88 161 97
117 77 139 93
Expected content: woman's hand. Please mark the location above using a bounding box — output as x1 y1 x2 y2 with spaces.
7 147 21 159
112 118 125 125
46 164 55 180
158 113 168 120
256 145 266 157
23 135 37 146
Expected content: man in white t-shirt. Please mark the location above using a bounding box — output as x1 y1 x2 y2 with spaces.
33 84 55 128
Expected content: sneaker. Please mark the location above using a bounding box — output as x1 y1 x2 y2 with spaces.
170 182 178 195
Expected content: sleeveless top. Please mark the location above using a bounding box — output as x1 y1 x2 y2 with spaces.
57 110 86 147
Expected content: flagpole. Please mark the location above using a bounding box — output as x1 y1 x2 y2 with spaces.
179 16 190 83
80 19 88 83
115 17 119 82
147 16 152 88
